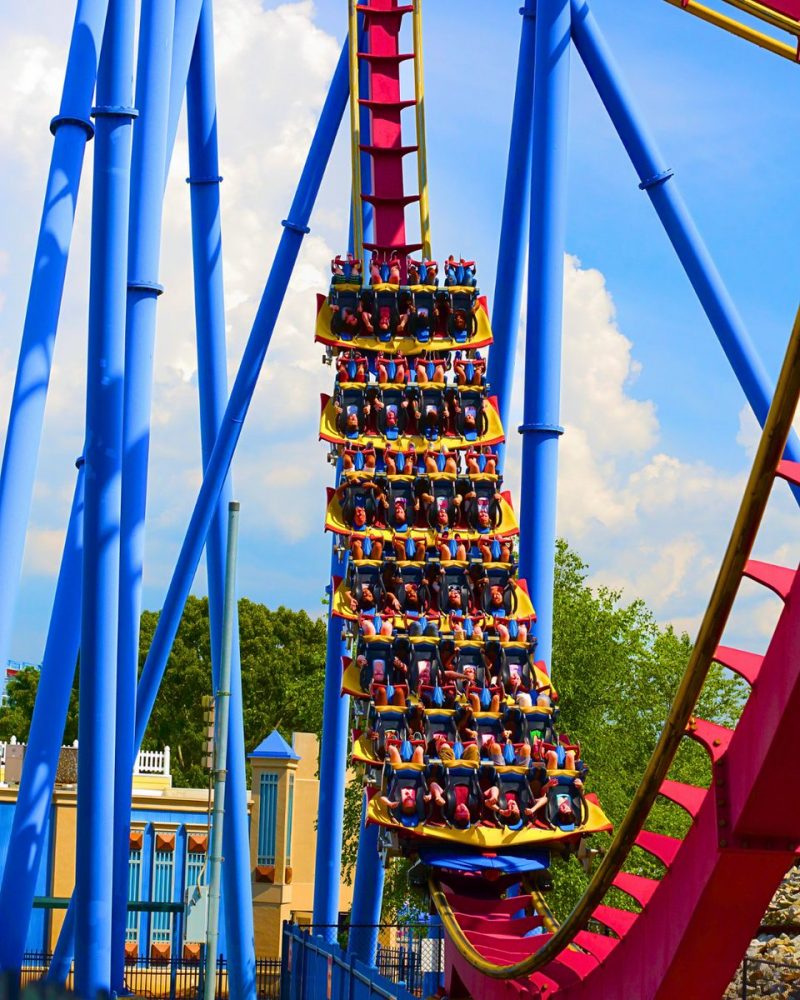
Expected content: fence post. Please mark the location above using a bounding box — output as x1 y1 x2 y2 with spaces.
169 952 177 1000
197 945 205 1000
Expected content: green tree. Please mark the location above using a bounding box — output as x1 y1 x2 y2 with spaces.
139 596 328 787
0 665 79 744
0 598 327 788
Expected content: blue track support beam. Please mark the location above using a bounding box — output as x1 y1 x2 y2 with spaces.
313 490 351 940
133 39 350 765
187 3 256 994
518 0 572 672
0 0 107 695
0 459 84 974
570 0 800 500
110 0 175 990
166 0 205 168
487 0 537 448
49 41 351 977
75 0 135 993
341 38 379 939
348 793 385 964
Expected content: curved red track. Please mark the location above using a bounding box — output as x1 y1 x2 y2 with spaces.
440 467 800 998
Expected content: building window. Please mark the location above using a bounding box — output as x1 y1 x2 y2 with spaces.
151 840 175 945
186 850 205 892
126 849 142 943
285 774 295 868
257 772 279 866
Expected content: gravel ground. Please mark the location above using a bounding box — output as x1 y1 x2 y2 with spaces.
724 866 800 999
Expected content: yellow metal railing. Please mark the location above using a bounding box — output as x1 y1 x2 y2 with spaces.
663 0 800 63
432 307 800 979
412 0 432 260
348 0 364 262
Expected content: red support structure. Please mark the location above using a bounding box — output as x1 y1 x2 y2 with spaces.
439 559 800 999
358 1 422 260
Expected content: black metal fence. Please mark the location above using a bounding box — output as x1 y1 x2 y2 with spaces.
16 953 282 1000
739 953 800 1000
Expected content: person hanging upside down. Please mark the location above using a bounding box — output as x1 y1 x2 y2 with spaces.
376 351 409 385
434 733 479 765
336 351 367 383
370 252 401 286
424 780 446 817
386 743 423 767
468 686 501 715
552 780 584 827
453 352 486 386
341 445 377 474
544 745 576 772
334 399 361 438
364 656 407 707
476 535 507 564
526 779 559 822
415 351 447 385
455 705 477 743
466 447 498 476
349 533 384 562
451 302 479 340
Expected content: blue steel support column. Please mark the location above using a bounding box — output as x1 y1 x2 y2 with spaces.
110 0 176 991
49 44 351 975
187 4 256 995
0 0 106 688
518 0 571 672
134 39 350 783
166 0 206 166
570 0 800 495
313 474 351 941
341 24 378 943
348 792 385 963
0 459 84 973
487 0 537 446
75 0 135 993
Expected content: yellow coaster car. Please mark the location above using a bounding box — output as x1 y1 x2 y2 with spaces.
323 486 519 541
367 763 612 847
315 291 494 355
319 386 505 451
331 574 535 623
342 635 553 703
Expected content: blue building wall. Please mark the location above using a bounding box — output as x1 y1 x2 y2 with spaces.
0 799 52 952
130 807 229 957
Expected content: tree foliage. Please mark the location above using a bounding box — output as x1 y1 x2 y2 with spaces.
0 666 79 744
139 597 327 787
0 598 328 791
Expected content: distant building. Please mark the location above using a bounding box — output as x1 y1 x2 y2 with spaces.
0 730 352 959
1 660 39 703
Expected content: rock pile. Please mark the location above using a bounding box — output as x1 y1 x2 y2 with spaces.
725 865 800 999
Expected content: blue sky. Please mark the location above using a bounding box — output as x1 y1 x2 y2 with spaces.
0 0 798 664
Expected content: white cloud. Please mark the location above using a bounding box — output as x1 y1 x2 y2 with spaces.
501 253 795 647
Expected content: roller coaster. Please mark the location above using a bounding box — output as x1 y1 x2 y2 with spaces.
0 1 798 998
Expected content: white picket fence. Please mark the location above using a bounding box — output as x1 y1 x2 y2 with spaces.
133 746 171 776
0 738 171 780
0 735 18 767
